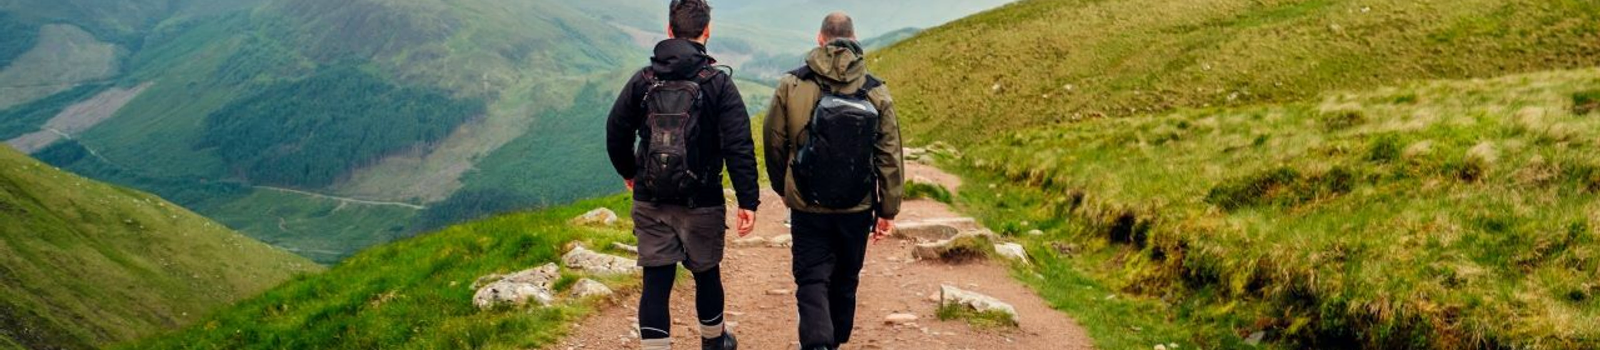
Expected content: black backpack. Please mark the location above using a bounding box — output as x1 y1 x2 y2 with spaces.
791 67 884 209
636 67 720 200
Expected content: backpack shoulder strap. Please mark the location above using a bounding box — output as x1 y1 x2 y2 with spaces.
857 74 884 99
788 65 816 81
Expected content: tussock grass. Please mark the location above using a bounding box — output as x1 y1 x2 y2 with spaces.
937 303 1019 329
953 69 1600 349
906 181 955 204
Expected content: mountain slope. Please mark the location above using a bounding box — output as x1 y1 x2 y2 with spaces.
956 68 1600 349
874 0 1600 144
122 196 636 349
0 147 317 349
872 0 1600 348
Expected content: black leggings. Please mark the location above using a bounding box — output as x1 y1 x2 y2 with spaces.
639 265 725 339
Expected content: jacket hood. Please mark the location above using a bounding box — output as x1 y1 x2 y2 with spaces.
804 39 868 93
651 38 713 79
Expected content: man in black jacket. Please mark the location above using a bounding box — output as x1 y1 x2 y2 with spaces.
605 1 758 349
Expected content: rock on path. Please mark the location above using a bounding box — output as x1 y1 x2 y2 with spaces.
473 263 560 309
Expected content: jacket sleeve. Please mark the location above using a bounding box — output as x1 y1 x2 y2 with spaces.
763 77 792 197
606 72 645 180
871 85 905 220
715 75 761 211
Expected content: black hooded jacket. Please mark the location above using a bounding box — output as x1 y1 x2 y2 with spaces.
606 38 760 211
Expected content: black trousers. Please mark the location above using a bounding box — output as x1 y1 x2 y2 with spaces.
789 210 875 348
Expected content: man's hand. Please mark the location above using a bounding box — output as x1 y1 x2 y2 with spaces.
736 209 757 237
872 217 894 244
624 179 635 192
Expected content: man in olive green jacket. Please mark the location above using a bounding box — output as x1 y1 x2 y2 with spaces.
762 12 904 350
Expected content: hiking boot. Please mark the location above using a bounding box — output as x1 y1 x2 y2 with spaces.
703 331 737 350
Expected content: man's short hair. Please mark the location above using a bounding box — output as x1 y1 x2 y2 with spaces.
670 0 712 39
820 12 855 40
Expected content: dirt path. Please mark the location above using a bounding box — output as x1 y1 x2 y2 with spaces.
553 163 1094 350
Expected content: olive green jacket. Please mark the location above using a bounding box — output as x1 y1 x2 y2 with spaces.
763 40 905 219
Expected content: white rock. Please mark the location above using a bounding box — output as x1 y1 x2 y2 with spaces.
563 245 640 275
473 263 560 309
571 208 619 227
912 232 995 262
1026 229 1044 236
994 243 1029 264
767 234 794 248
766 289 792 296
571 279 614 298
939 285 1019 325
612 242 639 254
884 313 920 325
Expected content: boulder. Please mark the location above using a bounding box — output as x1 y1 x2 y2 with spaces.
473 263 560 309
993 243 1029 264
912 232 996 263
571 279 614 298
895 222 960 242
939 285 1019 325
767 234 794 248
884 313 920 325
571 208 619 227
563 245 639 275
894 218 985 242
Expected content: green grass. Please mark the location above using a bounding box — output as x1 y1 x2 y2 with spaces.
944 69 1600 349
0 147 318 349
120 195 641 349
874 0 1600 145
872 0 1600 347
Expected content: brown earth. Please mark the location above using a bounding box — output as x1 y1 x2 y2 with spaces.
551 163 1094 350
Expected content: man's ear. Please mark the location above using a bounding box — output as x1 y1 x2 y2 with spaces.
817 33 827 47
666 24 676 39
698 21 713 42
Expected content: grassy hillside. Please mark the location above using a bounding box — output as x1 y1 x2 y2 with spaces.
0 147 317 349
948 69 1600 349
871 0 1600 348
875 0 1600 145
122 195 638 349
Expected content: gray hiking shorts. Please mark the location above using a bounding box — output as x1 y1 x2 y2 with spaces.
632 201 727 272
